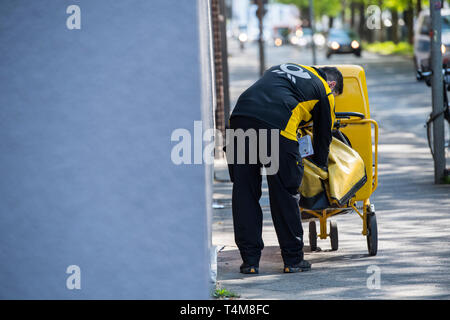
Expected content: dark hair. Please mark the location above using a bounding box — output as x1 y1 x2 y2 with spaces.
318 67 344 95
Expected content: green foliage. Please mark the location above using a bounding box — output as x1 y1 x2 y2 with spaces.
276 0 341 18
364 41 414 56
276 0 429 16
384 0 410 11
275 0 308 10
315 0 341 17
212 287 240 299
442 173 450 184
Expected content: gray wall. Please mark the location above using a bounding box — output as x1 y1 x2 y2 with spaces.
0 0 212 299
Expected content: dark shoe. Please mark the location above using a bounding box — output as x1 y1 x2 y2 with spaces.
240 263 259 274
284 260 311 273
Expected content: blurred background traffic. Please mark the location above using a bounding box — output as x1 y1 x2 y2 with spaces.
224 0 449 73
211 0 449 178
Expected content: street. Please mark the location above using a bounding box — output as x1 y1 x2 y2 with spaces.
212 40 450 299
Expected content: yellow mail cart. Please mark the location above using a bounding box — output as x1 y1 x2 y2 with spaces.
298 65 379 256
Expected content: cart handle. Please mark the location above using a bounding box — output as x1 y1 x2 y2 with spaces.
298 118 379 193
335 112 365 119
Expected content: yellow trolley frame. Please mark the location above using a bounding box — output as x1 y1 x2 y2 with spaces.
300 65 379 255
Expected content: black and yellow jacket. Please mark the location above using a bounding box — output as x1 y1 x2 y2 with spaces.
230 63 336 168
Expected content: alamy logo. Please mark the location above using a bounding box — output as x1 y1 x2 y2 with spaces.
170 121 280 175
66 5 81 30
272 63 311 84
66 265 81 290
366 265 381 290
366 5 381 30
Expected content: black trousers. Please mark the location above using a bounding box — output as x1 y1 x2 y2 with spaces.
227 116 304 267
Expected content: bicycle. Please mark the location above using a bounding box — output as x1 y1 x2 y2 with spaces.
416 66 450 167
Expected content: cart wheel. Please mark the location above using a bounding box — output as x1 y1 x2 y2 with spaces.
309 221 317 252
329 221 338 251
366 210 378 256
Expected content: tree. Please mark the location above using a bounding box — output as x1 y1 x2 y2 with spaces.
385 0 416 43
276 0 342 23
277 0 422 43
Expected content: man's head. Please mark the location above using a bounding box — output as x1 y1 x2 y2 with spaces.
318 67 344 97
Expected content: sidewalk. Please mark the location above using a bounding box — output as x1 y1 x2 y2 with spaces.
212 42 450 299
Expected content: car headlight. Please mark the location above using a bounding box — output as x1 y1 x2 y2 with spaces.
351 40 360 49
314 34 325 46
275 38 282 47
238 33 248 42
442 43 446 54
330 41 340 50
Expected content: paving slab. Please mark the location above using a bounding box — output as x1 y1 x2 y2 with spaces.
212 42 450 300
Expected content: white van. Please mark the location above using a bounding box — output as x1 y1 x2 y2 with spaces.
414 9 450 73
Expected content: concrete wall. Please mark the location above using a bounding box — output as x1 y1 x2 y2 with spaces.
198 0 216 283
0 0 212 299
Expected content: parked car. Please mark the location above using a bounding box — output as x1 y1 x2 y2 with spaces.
326 29 361 58
414 9 450 75
290 28 326 48
273 26 291 47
